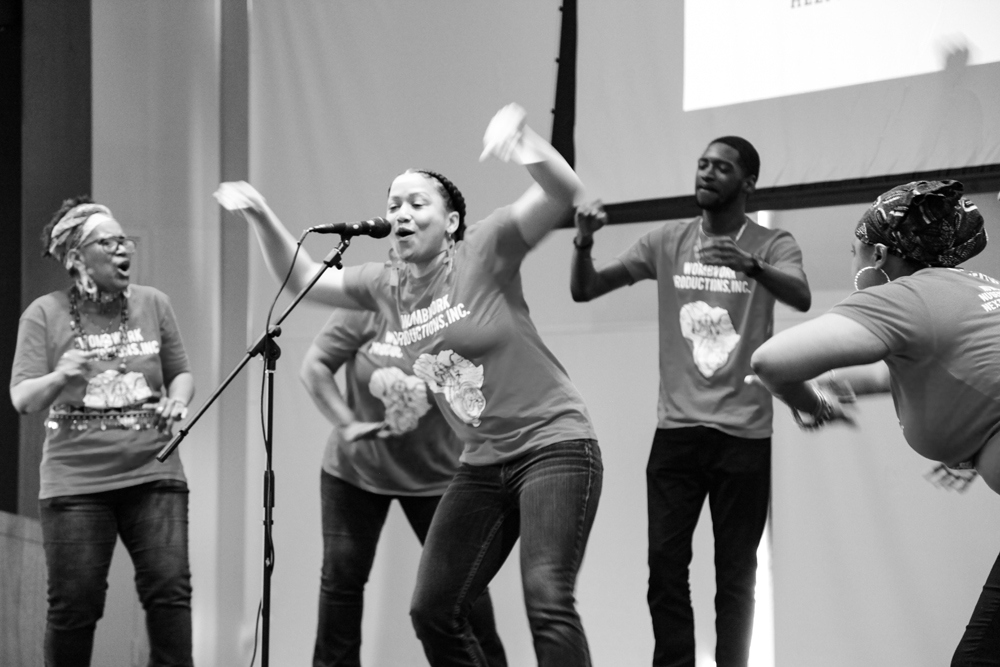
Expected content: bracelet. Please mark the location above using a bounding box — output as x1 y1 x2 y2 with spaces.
791 386 835 431
573 236 594 251
745 254 765 278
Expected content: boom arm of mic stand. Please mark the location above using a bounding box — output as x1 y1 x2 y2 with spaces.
156 236 353 462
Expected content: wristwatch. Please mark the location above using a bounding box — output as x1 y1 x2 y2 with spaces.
746 254 764 277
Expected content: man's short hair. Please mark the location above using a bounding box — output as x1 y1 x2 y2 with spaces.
709 136 760 181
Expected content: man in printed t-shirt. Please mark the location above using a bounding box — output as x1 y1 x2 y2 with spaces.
570 137 811 667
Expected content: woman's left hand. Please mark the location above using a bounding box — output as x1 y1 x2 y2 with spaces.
480 103 529 163
745 375 856 430
340 420 389 442
214 181 267 213
154 396 189 432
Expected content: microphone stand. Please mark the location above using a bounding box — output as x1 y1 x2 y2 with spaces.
157 236 353 667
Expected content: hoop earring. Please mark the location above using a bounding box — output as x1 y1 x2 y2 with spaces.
854 266 890 291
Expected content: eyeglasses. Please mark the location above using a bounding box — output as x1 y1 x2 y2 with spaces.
81 236 138 254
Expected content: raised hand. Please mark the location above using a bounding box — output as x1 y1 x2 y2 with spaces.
575 200 608 237
480 103 529 164
214 181 267 213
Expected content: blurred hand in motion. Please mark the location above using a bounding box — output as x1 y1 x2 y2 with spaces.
480 103 528 163
55 349 98 383
697 237 754 273
340 421 389 443
744 374 857 429
214 181 267 213
816 373 857 406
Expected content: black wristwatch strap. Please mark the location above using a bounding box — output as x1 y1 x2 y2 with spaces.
746 254 764 277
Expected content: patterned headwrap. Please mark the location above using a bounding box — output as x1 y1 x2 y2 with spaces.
46 204 114 270
854 180 986 268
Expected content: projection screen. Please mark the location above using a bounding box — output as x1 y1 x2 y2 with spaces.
574 0 1000 207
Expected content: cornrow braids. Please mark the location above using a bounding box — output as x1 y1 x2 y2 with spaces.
412 170 467 241
41 195 94 258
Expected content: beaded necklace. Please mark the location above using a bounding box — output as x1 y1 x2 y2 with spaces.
68 287 130 371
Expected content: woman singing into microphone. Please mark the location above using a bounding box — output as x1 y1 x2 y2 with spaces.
216 103 603 666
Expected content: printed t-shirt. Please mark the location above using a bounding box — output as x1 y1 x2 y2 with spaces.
11 285 191 498
314 307 465 495
617 217 805 439
830 268 1000 464
343 206 595 465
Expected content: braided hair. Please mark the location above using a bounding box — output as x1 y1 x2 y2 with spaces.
410 169 467 241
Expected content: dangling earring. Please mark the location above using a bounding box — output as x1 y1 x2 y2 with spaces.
388 247 401 288
444 235 456 277
69 253 99 300
854 266 890 290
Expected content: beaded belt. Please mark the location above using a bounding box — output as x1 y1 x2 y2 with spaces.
46 404 161 432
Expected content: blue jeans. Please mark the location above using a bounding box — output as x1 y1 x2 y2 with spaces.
314 472 506 667
410 439 603 667
38 479 193 667
646 427 770 667
953 547 1000 665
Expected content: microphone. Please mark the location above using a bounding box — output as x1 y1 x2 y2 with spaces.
307 217 392 238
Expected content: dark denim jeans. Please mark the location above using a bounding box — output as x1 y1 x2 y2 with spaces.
410 439 602 667
647 427 770 667
314 472 506 667
38 479 192 667
953 546 1000 665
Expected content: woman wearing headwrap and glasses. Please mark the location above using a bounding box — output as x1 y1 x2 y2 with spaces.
751 180 1000 665
10 196 195 666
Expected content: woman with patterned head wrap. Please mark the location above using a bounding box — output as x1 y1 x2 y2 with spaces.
751 180 1000 664
11 196 195 666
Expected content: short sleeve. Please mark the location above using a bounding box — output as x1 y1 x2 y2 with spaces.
461 206 529 284
156 292 192 387
11 301 52 387
763 230 805 273
829 282 932 358
342 262 390 311
311 308 379 364
616 226 663 282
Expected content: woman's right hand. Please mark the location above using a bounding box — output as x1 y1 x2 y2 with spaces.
340 421 389 443
214 181 267 213
54 349 97 383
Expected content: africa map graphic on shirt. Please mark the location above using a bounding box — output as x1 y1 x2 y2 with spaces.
413 350 486 427
83 370 153 409
77 324 160 409
368 366 433 435
679 301 741 377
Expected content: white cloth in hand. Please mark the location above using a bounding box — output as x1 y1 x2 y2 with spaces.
479 103 542 164
214 181 265 212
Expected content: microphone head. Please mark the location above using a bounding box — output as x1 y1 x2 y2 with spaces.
366 216 392 238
